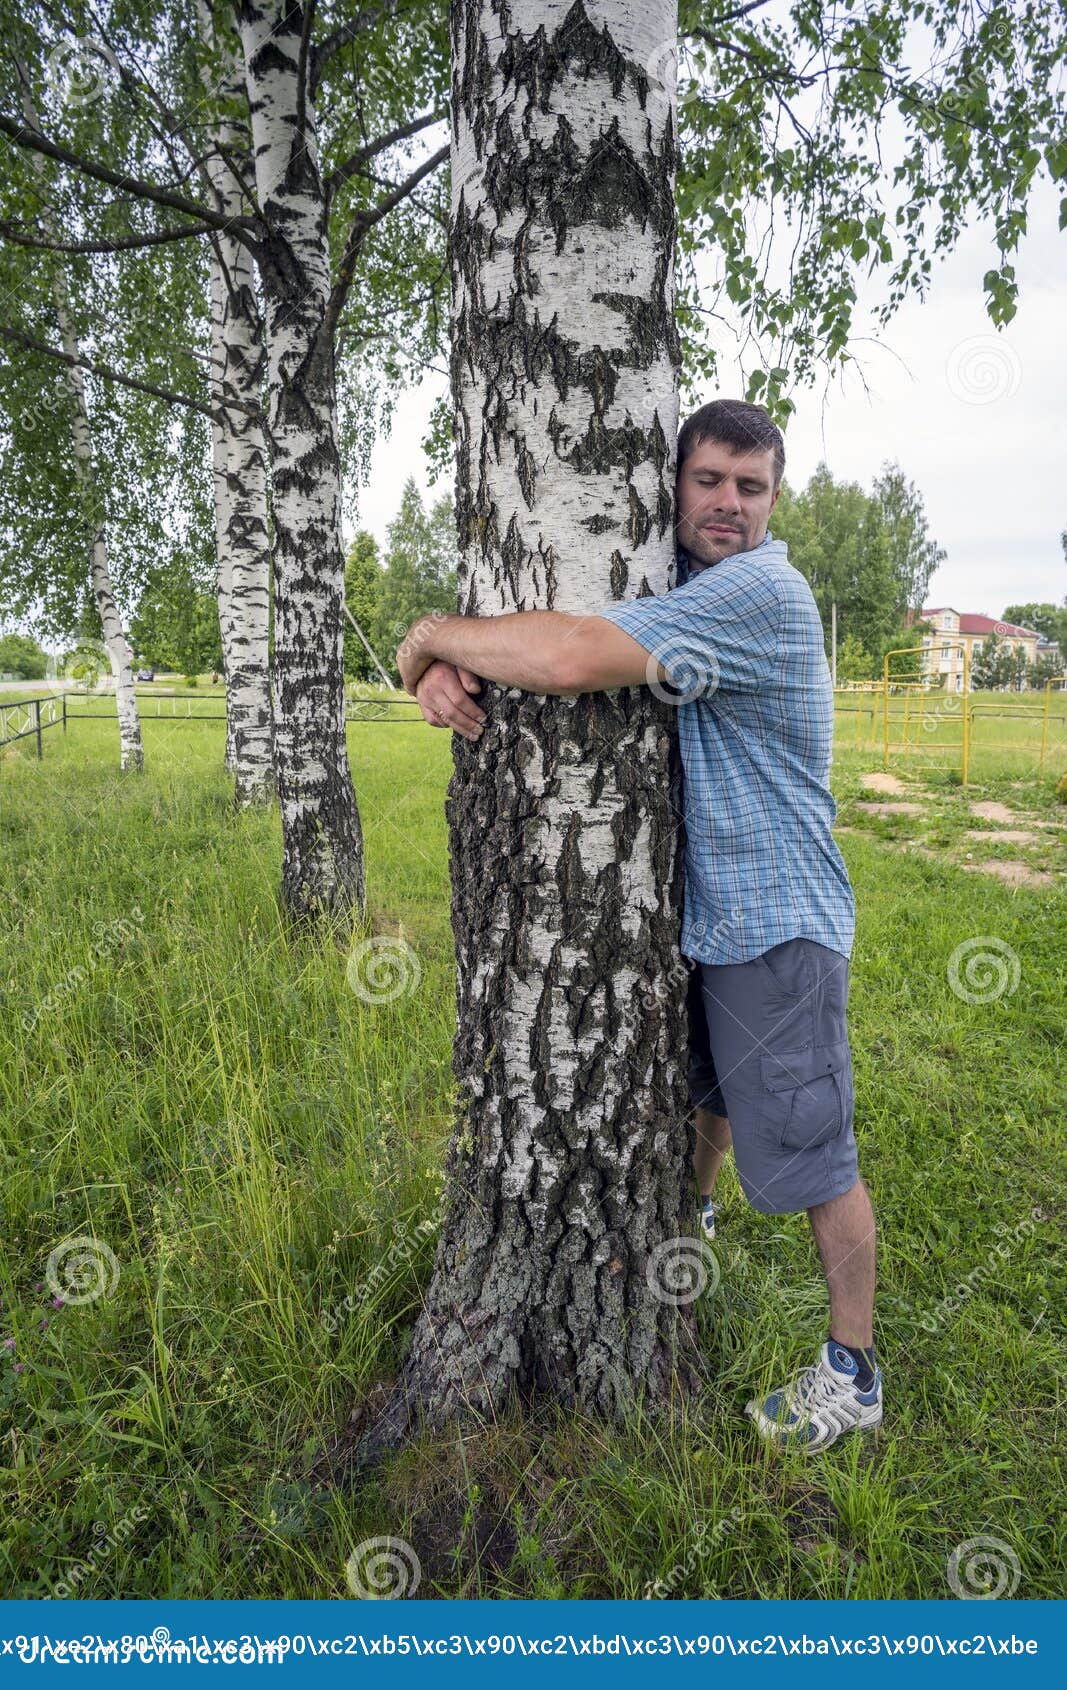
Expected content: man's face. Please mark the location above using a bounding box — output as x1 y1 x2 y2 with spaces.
675 437 780 569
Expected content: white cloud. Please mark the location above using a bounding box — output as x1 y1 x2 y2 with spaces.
351 184 1065 617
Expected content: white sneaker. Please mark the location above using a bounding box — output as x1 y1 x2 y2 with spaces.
699 1195 716 1240
745 1340 883 1451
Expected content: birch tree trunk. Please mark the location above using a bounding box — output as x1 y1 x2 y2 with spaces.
203 20 274 807
238 0 365 916
361 0 697 1457
18 77 143 772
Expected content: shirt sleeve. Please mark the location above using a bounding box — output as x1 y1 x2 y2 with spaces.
594 558 782 697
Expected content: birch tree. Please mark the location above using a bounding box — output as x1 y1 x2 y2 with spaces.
358 0 1066 1455
361 0 698 1456
15 71 143 772
201 8 273 806
0 0 449 917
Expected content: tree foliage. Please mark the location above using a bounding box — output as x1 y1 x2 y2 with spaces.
1002 600 1067 652
129 555 222 676
374 478 457 676
0 630 49 677
675 0 1066 416
772 461 938 669
343 531 383 681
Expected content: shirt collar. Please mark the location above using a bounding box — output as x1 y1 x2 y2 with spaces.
677 528 781 585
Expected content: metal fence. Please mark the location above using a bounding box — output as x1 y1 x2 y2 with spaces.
833 666 1067 784
0 691 66 757
1 687 424 760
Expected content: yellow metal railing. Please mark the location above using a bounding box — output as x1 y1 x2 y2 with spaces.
882 643 971 783
1039 676 1067 769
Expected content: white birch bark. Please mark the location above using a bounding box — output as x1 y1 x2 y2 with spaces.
202 9 274 805
237 0 365 915
362 0 693 1455
17 77 143 772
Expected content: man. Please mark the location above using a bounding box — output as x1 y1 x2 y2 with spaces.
397 399 880 1452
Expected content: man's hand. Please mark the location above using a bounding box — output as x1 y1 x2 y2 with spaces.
397 614 441 694
415 660 486 741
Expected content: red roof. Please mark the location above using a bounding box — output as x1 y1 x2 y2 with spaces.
916 607 1039 639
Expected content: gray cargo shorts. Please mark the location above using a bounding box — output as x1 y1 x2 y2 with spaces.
687 936 859 1215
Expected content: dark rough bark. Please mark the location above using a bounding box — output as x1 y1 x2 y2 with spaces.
359 0 700 1463
238 0 365 919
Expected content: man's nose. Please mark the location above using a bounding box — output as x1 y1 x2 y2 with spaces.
712 482 742 513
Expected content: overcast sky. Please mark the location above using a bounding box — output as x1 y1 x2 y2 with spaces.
354 176 1065 620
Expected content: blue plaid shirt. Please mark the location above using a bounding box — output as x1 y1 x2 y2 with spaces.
596 532 854 965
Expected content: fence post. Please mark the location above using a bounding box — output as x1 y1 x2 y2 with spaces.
62 691 67 733
882 657 890 768
961 647 971 785
34 698 43 759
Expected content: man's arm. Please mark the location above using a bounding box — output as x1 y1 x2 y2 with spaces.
397 610 667 697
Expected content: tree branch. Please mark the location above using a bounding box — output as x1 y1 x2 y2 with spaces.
323 143 448 345
702 0 773 25
0 323 260 424
326 107 447 196
0 114 261 244
0 218 219 254
311 0 404 95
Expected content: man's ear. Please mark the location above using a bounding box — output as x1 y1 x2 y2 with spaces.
769 483 782 511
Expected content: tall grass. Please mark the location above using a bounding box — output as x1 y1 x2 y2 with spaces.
0 714 1063 1598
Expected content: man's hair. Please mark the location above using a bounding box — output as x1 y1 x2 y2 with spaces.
677 399 785 488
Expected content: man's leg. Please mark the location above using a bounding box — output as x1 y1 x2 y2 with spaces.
693 1106 731 1198
808 1177 877 1350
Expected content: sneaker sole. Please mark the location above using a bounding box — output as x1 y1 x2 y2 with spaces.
744 1396 883 1451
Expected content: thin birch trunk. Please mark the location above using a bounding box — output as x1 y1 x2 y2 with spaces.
202 9 274 805
361 0 695 1456
17 74 143 772
237 0 365 916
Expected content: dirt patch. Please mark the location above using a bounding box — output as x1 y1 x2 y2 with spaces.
965 829 1040 845
860 773 910 795
969 801 1019 824
855 801 924 816
963 860 1053 888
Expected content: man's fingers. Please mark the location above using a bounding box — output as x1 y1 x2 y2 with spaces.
457 667 483 693
416 664 487 740
437 671 486 727
426 696 483 739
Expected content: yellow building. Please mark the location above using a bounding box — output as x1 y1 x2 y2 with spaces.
907 606 1040 691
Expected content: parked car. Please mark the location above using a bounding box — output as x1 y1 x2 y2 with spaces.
135 669 155 682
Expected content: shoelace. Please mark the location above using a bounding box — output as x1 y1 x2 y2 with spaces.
785 1359 844 1418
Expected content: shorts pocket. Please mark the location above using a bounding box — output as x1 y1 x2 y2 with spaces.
758 1039 851 1151
758 941 809 997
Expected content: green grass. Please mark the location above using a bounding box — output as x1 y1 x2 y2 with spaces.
0 712 1064 1600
